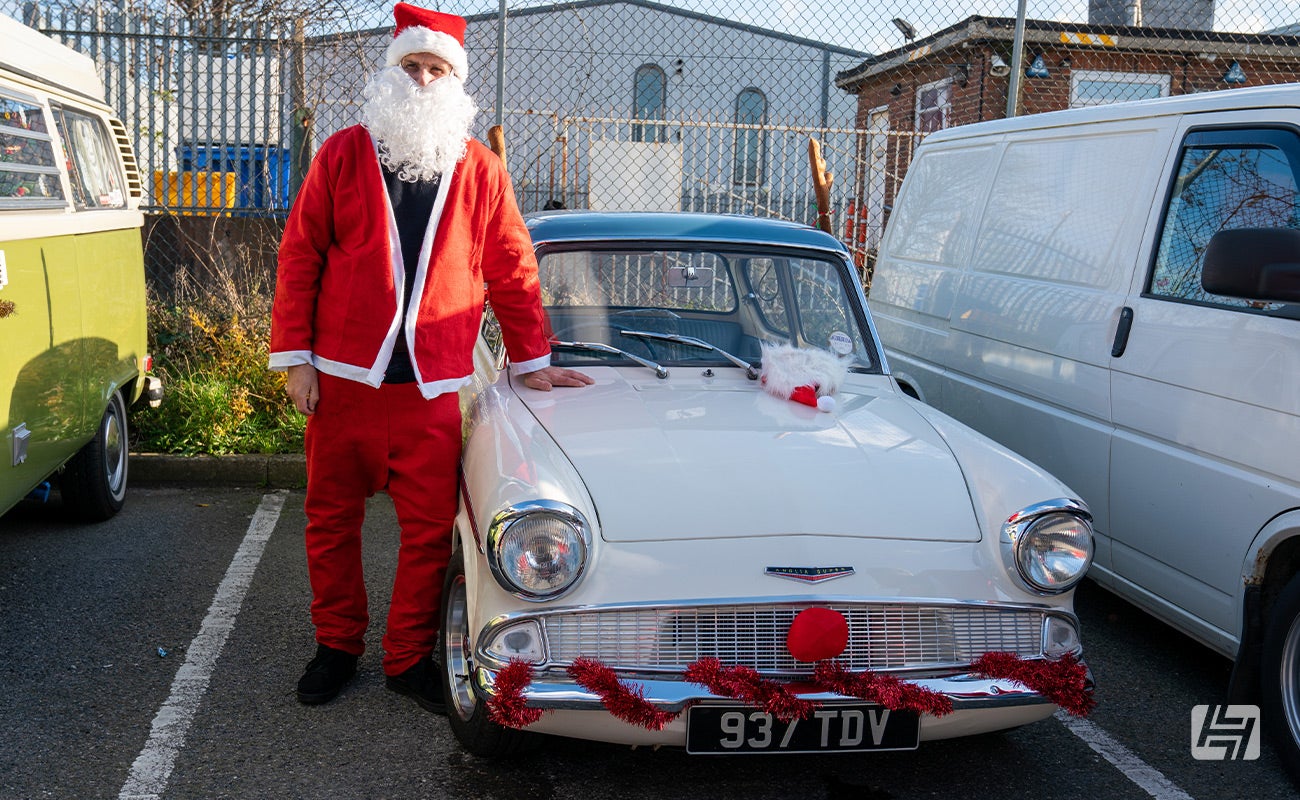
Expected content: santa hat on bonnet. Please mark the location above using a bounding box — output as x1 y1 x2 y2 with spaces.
385 2 469 80
759 342 845 413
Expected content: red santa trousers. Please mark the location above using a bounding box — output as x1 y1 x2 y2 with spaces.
303 372 460 676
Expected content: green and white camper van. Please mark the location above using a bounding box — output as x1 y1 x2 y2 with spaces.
1 14 160 521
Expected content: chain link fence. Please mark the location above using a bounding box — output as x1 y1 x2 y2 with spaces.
7 0 1300 292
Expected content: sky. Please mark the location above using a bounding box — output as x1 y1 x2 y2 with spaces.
337 0 1300 51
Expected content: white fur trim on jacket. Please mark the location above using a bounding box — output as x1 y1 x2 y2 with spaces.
386 28 468 79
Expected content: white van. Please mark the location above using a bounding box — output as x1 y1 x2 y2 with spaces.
867 83 1300 775
1 14 160 521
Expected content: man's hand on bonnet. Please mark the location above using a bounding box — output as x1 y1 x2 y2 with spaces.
521 366 595 391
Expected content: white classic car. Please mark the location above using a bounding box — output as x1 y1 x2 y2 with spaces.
443 211 1096 756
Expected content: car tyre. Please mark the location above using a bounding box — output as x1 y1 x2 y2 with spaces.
1263 571 1300 784
441 550 538 757
61 390 128 522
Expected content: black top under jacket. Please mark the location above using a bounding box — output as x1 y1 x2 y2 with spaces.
381 165 441 384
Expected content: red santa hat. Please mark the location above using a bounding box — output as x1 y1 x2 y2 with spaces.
386 3 469 80
759 342 846 413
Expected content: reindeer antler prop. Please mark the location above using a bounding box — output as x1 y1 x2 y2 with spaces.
807 138 834 235
488 124 507 169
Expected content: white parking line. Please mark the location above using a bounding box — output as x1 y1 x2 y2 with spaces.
119 491 286 800
1056 710 1195 800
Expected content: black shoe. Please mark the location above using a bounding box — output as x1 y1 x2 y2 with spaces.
296 644 358 705
385 656 446 715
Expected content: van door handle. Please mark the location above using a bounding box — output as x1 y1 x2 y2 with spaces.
1111 306 1134 358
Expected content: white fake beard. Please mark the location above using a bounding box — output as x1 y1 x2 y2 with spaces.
361 66 478 182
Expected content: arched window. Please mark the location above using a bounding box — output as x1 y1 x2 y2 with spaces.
733 88 767 185
632 64 666 143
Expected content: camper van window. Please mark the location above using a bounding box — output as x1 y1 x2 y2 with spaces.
0 95 49 134
0 92 65 206
1150 129 1300 311
51 104 125 209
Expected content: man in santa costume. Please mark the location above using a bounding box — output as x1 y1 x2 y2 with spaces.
270 2 592 712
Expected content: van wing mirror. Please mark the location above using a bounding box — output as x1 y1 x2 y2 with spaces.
1201 227 1300 303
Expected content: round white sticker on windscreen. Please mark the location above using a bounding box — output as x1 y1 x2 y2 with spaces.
828 331 854 355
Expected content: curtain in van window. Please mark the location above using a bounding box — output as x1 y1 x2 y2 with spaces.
0 94 65 204
1151 142 1300 308
51 106 125 210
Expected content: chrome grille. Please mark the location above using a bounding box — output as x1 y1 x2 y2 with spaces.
542 603 1045 675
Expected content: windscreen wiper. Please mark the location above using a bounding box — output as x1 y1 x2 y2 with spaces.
618 330 760 380
551 340 669 379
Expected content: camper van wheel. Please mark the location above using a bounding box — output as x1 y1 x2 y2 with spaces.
61 391 128 522
1263 572 1300 782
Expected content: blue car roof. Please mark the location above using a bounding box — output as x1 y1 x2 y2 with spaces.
525 211 850 255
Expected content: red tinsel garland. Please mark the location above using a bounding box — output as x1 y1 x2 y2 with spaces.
487 659 546 728
970 651 1095 717
568 657 680 730
684 657 819 722
483 651 1093 732
812 661 954 717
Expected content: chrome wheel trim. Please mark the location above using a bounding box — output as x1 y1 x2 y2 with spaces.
104 400 126 499
445 573 477 720
1282 609 1300 746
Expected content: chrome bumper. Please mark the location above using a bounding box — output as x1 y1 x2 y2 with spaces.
473 662 1093 713
143 375 164 408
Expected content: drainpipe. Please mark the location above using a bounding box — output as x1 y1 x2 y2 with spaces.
820 51 830 128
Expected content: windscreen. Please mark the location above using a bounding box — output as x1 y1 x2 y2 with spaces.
538 246 879 373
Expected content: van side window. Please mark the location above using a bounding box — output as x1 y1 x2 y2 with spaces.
50 104 125 210
886 146 992 265
1149 128 1300 310
0 91 65 208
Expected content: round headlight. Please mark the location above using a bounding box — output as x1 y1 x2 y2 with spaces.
1012 511 1094 593
488 501 589 600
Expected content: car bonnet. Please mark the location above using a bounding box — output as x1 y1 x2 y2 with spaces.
515 371 981 543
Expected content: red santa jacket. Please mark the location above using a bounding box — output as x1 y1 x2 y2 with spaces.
269 124 551 397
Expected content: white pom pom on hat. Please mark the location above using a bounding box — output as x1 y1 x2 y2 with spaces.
385 2 469 80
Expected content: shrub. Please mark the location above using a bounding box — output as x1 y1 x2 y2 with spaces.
130 221 303 455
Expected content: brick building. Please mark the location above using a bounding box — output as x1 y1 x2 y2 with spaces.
833 13 1300 259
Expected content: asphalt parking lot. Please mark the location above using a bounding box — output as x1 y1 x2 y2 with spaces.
0 485 1293 800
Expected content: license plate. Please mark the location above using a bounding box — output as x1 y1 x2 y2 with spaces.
685 703 920 754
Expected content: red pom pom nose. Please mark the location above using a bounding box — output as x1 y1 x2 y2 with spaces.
786 607 849 663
